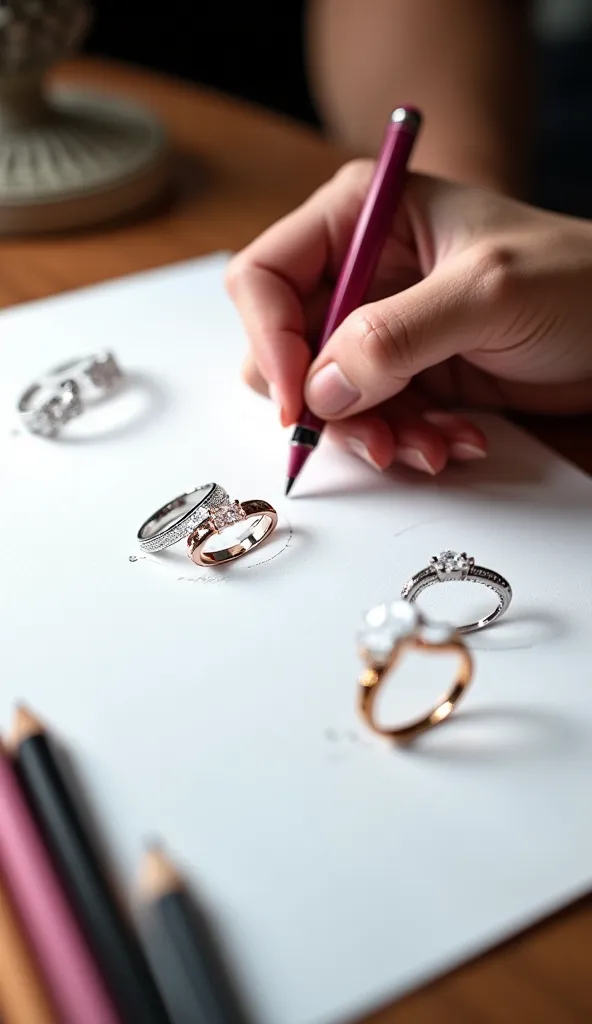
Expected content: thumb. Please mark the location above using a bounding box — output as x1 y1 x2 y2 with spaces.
304 251 501 418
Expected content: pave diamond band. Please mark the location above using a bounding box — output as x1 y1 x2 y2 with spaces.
401 550 512 634
18 350 123 438
137 483 229 553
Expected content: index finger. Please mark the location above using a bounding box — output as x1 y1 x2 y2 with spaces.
225 161 374 421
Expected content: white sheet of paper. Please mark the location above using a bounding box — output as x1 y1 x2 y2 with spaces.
1 253 591 1024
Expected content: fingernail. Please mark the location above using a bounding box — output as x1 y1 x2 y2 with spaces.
422 411 457 427
450 441 487 460
269 383 288 425
306 362 361 416
268 383 291 427
347 438 383 472
398 446 437 475
268 383 282 411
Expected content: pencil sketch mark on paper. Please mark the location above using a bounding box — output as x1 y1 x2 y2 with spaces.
128 517 293 583
128 550 228 583
324 728 371 753
392 515 450 539
240 518 294 571
324 729 361 743
176 574 228 585
177 519 293 581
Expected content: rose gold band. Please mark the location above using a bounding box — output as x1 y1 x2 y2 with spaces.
187 499 278 566
358 636 473 742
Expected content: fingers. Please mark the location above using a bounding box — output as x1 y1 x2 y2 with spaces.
226 161 376 422
328 414 446 474
327 414 396 472
304 249 501 419
327 400 488 475
229 265 311 425
245 341 488 476
230 167 504 477
241 352 268 397
420 410 488 461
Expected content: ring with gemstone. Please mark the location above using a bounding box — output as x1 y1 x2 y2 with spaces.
17 351 123 438
401 550 512 634
137 483 230 554
357 599 473 741
187 498 278 565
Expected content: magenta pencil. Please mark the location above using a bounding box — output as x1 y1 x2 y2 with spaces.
0 744 120 1024
285 106 422 494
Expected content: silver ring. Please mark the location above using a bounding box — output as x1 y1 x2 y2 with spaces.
401 550 512 634
18 351 123 437
137 483 229 553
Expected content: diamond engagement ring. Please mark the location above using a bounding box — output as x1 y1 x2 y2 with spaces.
357 599 473 741
137 483 230 553
17 351 123 438
401 550 512 634
187 498 278 565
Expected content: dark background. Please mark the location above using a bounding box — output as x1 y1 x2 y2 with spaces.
84 3 319 127
84 2 592 218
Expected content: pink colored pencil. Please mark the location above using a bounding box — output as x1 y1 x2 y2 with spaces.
285 106 422 494
0 744 120 1024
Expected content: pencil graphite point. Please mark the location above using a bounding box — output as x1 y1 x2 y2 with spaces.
7 704 44 753
285 477 295 497
138 845 183 901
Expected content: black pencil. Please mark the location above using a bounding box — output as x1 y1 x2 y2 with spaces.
9 705 171 1024
138 846 249 1024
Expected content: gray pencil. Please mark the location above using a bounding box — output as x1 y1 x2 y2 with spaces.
138 846 249 1024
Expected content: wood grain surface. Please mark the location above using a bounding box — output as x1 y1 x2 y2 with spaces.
1 58 590 1024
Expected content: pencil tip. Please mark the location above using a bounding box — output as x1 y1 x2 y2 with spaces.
285 477 295 496
138 844 183 898
8 704 44 752
144 835 164 852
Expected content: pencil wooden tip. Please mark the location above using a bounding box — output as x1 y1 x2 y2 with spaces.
138 844 183 901
7 704 44 752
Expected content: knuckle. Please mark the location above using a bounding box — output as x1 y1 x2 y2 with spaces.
468 241 518 308
332 158 375 191
224 255 248 296
357 309 414 378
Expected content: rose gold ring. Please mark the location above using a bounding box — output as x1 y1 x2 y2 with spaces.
187 498 278 566
357 599 473 742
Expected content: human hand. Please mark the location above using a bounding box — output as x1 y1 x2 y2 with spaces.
226 162 592 474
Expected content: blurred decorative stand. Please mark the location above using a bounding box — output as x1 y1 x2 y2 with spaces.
0 0 170 234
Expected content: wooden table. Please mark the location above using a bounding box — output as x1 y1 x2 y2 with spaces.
3 58 591 1024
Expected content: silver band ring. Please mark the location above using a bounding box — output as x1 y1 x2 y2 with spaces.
137 483 229 553
18 351 123 438
401 550 512 634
